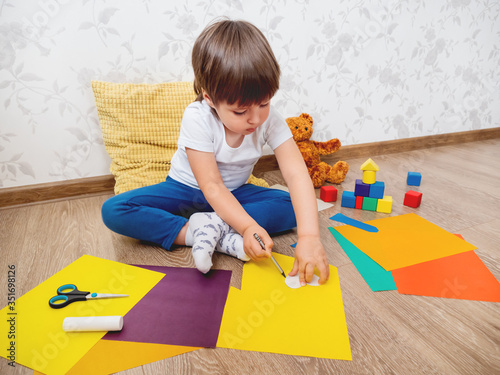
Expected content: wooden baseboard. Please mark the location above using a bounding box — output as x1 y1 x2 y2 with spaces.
0 175 115 209
1 127 499 209
253 127 500 173
335 126 500 159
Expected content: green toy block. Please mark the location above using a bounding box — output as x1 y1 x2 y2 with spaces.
362 197 378 211
376 196 393 213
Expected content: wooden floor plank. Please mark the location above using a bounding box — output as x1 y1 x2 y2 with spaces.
1 138 499 375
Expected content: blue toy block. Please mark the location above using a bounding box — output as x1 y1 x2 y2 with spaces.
369 181 385 199
407 172 422 186
354 179 370 197
341 191 356 208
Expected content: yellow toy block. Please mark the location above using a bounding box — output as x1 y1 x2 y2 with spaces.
362 170 377 184
376 195 392 213
360 158 379 172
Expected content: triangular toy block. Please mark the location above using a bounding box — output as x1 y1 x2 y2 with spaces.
368 181 385 199
360 158 379 172
404 190 422 208
376 196 393 213
341 191 356 208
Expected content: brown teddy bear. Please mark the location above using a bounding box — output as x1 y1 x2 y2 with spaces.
286 113 349 188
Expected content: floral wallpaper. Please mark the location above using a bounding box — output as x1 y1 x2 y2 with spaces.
0 0 499 188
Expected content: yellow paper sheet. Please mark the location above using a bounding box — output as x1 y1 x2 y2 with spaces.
0 255 164 375
216 253 351 360
35 340 198 375
334 213 476 270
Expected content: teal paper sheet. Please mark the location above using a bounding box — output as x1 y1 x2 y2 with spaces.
328 227 396 292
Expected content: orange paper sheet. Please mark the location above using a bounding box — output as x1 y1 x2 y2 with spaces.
0 255 164 375
392 250 500 302
216 253 351 360
334 213 476 271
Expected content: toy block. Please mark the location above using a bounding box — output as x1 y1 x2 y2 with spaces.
354 179 371 197
362 170 377 184
361 158 379 184
341 191 356 208
355 196 364 209
404 190 422 208
407 172 422 186
320 186 337 202
368 181 385 199
360 158 379 172
362 197 378 211
376 195 393 213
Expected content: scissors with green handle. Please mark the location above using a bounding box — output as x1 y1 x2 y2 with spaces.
49 284 128 309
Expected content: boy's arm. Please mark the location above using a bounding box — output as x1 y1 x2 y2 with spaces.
274 138 330 285
186 147 271 260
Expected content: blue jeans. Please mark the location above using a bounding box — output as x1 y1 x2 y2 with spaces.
102 176 297 250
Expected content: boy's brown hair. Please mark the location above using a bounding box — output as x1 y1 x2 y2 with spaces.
192 19 280 107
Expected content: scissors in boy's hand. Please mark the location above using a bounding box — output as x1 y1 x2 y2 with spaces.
48 284 128 309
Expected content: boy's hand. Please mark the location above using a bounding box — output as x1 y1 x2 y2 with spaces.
242 226 273 261
289 236 329 286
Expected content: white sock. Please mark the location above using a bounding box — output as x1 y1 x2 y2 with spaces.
216 230 250 261
188 212 231 273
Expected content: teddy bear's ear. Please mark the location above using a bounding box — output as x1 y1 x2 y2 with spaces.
299 113 313 125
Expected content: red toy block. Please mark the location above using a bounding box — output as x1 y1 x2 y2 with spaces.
355 195 364 209
320 186 337 202
404 190 422 208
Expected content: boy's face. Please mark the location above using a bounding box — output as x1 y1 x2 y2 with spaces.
203 91 271 136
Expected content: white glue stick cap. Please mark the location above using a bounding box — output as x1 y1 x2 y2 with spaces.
62 316 123 332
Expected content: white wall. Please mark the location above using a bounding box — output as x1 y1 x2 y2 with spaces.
1 0 499 188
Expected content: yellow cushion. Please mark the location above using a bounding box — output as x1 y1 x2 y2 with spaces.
246 174 269 188
92 81 196 194
92 80 269 194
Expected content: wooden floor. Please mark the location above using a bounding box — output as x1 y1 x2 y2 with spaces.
1 138 499 375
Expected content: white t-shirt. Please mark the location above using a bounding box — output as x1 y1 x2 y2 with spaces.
168 100 292 191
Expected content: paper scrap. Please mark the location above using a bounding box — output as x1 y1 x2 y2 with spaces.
330 213 379 232
270 184 333 211
285 274 320 289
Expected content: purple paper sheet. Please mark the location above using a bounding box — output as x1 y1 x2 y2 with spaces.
103 265 232 348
